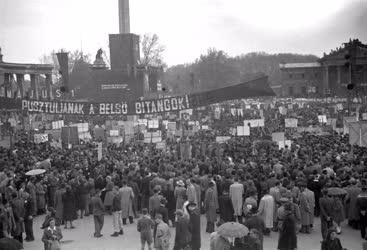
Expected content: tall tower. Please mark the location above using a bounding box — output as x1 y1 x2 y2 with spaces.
119 0 130 34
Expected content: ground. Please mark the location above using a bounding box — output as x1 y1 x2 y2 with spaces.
23 214 363 250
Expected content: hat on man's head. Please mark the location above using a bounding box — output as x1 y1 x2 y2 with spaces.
177 180 185 186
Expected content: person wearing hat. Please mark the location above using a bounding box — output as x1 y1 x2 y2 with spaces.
154 213 171 250
173 209 191 250
149 187 162 219
186 202 201 250
204 180 217 233
137 208 155 250
299 183 313 234
345 178 362 230
357 182 367 240
154 198 169 225
174 180 186 210
91 189 104 238
244 206 265 250
319 187 334 239
321 228 344 250
277 202 297 250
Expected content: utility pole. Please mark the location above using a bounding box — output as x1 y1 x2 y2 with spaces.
344 40 357 115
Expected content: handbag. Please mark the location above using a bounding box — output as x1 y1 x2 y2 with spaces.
50 240 61 250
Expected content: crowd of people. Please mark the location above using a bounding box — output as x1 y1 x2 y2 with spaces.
0 99 367 250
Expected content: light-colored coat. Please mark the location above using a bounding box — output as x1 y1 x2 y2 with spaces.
186 184 197 205
304 188 315 224
229 182 244 216
174 186 186 209
258 194 274 228
155 221 171 250
119 186 134 219
299 190 312 226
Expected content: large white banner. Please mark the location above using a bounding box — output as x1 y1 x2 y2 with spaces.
243 119 264 128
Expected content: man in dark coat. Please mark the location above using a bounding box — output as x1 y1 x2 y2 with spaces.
319 188 334 239
154 198 169 224
218 190 234 223
357 184 367 240
173 209 191 250
11 192 25 244
141 172 152 210
187 202 201 250
244 207 265 250
149 187 162 218
62 185 77 229
91 189 104 237
24 192 35 241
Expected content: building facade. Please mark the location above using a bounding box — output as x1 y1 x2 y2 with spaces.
280 39 367 97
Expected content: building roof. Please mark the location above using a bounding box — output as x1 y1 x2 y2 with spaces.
279 62 321 69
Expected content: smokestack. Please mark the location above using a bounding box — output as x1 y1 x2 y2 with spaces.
119 0 130 34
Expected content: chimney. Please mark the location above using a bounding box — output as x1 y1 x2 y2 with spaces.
119 0 130 34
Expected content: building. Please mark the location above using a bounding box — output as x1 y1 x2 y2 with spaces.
280 39 367 97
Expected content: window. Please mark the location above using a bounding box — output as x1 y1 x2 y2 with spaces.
301 73 305 78
289 74 293 78
301 86 307 94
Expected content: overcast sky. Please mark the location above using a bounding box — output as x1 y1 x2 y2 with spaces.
0 0 366 66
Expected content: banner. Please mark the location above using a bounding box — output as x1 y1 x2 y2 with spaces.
34 134 48 144
285 118 298 128
318 115 327 124
244 119 264 128
348 121 367 147
272 132 285 142
237 126 250 136
0 74 274 116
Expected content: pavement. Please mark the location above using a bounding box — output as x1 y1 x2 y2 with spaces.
23 213 364 250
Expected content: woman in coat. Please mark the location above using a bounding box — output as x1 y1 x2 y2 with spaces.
54 185 65 226
205 181 218 233
277 203 297 250
331 195 345 234
103 176 114 215
42 218 63 250
187 202 201 250
36 181 46 214
321 229 344 250
119 180 135 224
174 181 187 210
62 185 77 229
218 190 234 223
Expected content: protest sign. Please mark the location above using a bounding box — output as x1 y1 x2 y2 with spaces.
216 136 231 143
318 115 327 124
156 141 166 150
343 116 357 135
285 118 298 128
109 130 119 136
272 132 285 142
243 119 264 128
237 125 250 136
34 134 48 144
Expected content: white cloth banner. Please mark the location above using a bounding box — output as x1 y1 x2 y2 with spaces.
237 125 250 136
244 119 264 128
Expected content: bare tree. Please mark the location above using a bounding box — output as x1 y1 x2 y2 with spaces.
140 33 165 67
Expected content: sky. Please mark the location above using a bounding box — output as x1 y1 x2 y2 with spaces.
0 0 366 66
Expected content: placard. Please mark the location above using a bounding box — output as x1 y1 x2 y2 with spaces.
201 125 209 130
243 119 264 128
156 141 166 150
216 136 231 143
167 122 176 131
272 132 285 142
285 118 298 128
52 120 64 130
237 126 250 136
318 115 327 124
109 130 119 136
34 134 48 144
148 119 159 129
